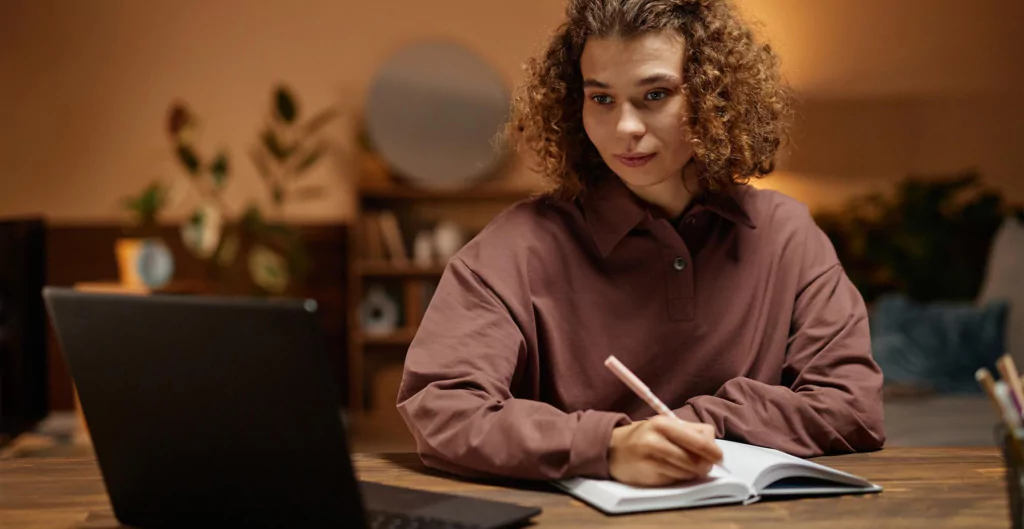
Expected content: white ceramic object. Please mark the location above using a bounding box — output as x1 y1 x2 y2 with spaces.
413 230 435 268
116 237 174 289
248 244 289 294
433 220 465 263
135 239 175 289
180 202 223 259
360 284 400 336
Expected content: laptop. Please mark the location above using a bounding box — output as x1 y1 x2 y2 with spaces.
43 287 542 529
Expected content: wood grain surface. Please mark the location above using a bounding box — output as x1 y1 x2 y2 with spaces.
0 447 1010 528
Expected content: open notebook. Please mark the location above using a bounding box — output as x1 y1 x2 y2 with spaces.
554 440 882 514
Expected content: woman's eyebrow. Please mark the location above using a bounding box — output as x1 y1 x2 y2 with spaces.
582 74 682 89
636 73 682 86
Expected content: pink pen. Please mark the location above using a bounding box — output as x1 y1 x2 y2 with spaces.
604 355 729 475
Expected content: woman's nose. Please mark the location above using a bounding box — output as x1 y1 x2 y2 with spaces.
616 104 646 139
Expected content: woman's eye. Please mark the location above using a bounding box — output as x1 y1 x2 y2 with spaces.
590 94 614 105
645 90 668 102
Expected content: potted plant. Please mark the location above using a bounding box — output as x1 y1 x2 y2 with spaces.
117 181 175 289
814 169 1009 304
163 84 338 295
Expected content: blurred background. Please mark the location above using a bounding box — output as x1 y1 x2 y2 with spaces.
1 0 1021 457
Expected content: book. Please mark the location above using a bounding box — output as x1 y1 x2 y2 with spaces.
360 212 386 263
554 440 882 514
376 210 409 265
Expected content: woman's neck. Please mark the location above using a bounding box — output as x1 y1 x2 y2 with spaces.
623 160 698 219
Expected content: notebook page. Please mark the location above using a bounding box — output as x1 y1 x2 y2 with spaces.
716 440 796 487
716 440 877 493
555 466 751 514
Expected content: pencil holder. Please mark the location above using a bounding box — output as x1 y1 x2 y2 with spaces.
997 424 1024 529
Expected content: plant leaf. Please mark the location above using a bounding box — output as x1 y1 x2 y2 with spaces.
210 152 229 187
262 129 293 161
140 183 166 215
168 102 191 136
248 146 272 181
122 181 167 220
294 143 326 175
176 144 200 175
300 107 339 138
275 86 297 123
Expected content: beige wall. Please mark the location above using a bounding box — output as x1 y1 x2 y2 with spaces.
763 95 1024 212
1 0 1021 223
0 0 564 223
743 0 1024 210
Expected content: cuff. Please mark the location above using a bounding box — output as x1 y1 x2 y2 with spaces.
674 397 724 438
673 403 701 424
568 411 632 479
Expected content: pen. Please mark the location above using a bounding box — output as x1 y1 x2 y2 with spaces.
978 367 1023 434
977 368 1012 421
997 355 1024 417
979 363 1024 464
604 355 729 476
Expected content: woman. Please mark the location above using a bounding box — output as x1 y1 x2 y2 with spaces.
396 0 885 487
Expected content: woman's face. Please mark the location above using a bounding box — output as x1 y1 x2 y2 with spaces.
580 30 693 190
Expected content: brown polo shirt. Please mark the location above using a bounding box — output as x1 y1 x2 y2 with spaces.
396 176 885 481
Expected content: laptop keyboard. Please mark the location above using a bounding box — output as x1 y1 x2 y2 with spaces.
367 510 479 529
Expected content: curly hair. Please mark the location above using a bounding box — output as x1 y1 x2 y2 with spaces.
507 0 794 200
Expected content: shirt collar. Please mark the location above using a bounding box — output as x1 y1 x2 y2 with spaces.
701 186 757 231
581 176 648 258
582 176 756 258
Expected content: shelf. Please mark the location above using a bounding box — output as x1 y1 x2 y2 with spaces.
348 175 534 411
359 182 538 201
359 328 418 347
357 262 446 278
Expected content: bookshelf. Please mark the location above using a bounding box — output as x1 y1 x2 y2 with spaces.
346 177 536 410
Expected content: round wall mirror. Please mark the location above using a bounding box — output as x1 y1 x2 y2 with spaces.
365 40 510 190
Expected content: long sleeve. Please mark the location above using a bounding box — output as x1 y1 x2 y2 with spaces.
396 256 632 481
674 217 886 457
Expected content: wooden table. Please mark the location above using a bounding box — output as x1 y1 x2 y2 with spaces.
0 448 1010 528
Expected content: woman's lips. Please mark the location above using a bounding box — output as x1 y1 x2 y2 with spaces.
615 153 657 168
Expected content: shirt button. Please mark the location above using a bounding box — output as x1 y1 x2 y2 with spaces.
673 257 687 271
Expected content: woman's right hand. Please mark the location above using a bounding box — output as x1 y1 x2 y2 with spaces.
607 415 723 487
